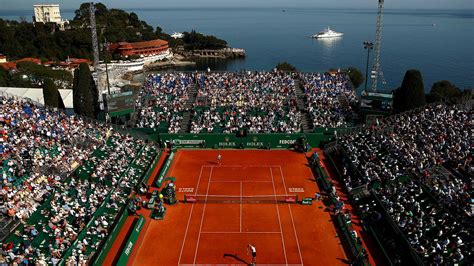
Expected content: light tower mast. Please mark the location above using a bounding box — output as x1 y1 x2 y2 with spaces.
89 2 100 68
370 0 384 92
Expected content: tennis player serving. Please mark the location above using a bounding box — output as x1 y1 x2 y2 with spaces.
247 244 256 265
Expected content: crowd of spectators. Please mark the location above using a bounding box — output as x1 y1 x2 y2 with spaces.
301 72 357 128
1 95 108 221
422 167 473 217
1 95 157 264
191 71 301 133
135 73 193 133
337 104 472 264
134 71 359 133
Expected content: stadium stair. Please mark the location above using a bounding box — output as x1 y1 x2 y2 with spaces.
294 79 314 133
179 83 199 133
0 216 21 242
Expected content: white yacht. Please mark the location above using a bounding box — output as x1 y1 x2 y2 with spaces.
312 27 343 38
171 32 184 39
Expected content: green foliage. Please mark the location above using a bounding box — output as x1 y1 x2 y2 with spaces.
0 18 92 61
73 63 99 118
275 62 297 72
15 61 73 88
393 69 426 112
0 68 8 86
182 30 227 50
72 68 82 115
0 3 158 61
42 78 60 108
0 62 72 88
428 80 462 103
1 3 227 61
346 67 364 89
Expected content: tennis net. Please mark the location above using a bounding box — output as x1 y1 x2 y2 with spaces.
183 194 298 204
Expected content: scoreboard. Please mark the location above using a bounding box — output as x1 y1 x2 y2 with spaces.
106 91 135 117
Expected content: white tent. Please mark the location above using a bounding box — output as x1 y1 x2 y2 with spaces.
0 87 74 109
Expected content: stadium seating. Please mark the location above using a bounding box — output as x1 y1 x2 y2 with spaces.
329 104 472 264
300 72 358 128
191 72 301 133
136 73 193 133
0 95 159 264
134 71 356 133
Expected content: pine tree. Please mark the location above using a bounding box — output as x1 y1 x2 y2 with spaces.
346 67 364 89
429 80 461 103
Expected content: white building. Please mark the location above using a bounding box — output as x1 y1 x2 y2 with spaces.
33 4 68 30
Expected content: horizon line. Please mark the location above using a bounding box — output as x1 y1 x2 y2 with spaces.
2 6 474 12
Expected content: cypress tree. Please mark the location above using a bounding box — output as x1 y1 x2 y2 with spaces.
90 75 100 117
43 78 59 108
72 67 82 115
72 63 99 118
393 69 426 112
0 68 9 87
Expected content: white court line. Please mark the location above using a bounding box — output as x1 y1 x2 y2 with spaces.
193 166 213 264
270 167 288 265
279 166 304 265
210 180 272 183
240 181 243 232
200 231 281 234
278 166 288 194
203 164 281 168
178 165 204 265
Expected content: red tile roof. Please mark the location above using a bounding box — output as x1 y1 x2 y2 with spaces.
0 62 17 70
128 39 168 49
17 58 41 64
112 39 169 50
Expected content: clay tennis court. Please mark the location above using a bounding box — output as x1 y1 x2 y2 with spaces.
130 149 347 265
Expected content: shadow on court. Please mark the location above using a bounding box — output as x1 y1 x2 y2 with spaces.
223 253 250 265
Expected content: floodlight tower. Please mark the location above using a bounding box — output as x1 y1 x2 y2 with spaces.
370 0 384 92
90 2 100 68
90 2 108 112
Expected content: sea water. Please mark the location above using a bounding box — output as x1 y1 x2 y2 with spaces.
1 7 473 90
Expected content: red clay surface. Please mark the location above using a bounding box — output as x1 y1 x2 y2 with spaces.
130 149 348 265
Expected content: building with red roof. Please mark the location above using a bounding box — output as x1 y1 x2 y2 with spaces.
0 62 16 70
16 58 42 65
108 39 169 57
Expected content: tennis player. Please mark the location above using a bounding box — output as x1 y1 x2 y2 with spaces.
248 244 256 265
217 153 222 165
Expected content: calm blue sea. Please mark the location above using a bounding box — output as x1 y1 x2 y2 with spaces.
1 7 473 90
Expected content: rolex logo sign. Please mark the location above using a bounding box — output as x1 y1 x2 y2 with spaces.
224 137 230 142
252 136 258 142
